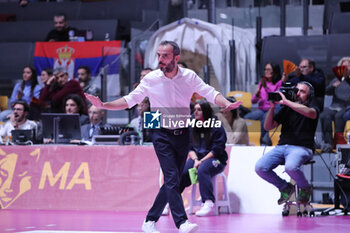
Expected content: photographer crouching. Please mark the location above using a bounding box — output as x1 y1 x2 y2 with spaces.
255 81 319 205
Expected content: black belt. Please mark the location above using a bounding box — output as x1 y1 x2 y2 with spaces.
161 128 188 136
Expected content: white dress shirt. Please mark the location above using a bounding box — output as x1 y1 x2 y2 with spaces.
124 67 219 117
0 119 37 137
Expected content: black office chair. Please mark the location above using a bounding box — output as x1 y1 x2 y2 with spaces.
320 174 350 216
319 144 350 216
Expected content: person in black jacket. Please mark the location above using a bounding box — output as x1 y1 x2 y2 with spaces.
46 13 77 42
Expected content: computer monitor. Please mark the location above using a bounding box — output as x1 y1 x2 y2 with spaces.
340 2 350 12
11 129 35 144
41 113 81 143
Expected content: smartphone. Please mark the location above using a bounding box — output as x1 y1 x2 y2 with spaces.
268 92 281 102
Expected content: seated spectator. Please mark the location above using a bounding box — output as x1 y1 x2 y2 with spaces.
342 58 350 130
131 68 152 118
81 105 110 141
0 66 41 121
0 101 37 143
216 96 249 145
64 94 89 126
10 66 41 107
76 66 101 97
39 67 87 113
244 62 282 145
282 58 325 111
320 57 350 152
133 68 153 89
40 68 53 87
46 13 77 42
178 61 187 68
26 68 55 120
129 97 152 142
178 99 228 217
344 106 350 125
140 67 153 80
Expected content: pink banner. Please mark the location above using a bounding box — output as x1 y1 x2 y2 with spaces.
0 145 231 211
0 145 160 211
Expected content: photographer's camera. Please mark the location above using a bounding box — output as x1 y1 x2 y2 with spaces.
268 84 298 102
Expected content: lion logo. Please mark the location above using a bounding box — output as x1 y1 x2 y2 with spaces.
0 148 39 209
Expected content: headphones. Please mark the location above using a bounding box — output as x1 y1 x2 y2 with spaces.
298 81 315 101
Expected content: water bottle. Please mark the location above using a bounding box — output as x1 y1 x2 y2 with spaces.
105 32 110 41
69 30 75 41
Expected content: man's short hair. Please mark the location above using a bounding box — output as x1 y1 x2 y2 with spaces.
78 66 91 75
12 100 29 113
301 58 315 69
298 81 315 101
54 13 67 20
159 41 180 56
53 67 67 75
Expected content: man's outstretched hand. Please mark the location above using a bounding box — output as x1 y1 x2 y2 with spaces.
223 100 242 112
84 93 103 108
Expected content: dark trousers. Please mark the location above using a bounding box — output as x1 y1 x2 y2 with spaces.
179 158 225 203
146 128 189 228
320 107 347 144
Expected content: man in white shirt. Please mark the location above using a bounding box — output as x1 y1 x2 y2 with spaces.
85 41 241 233
0 101 37 142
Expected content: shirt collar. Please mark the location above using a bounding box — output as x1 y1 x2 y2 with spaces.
159 66 183 80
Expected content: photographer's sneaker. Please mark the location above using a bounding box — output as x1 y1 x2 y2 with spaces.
142 220 160 233
277 183 295 205
179 220 198 233
195 200 214 217
297 186 312 203
162 203 169 216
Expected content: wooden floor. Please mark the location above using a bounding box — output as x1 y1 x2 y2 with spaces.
0 209 349 233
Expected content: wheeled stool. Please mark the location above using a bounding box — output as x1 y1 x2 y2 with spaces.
282 160 315 217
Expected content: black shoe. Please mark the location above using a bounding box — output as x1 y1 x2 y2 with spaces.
278 183 295 205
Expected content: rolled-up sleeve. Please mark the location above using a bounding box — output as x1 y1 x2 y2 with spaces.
191 75 219 104
123 82 147 108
